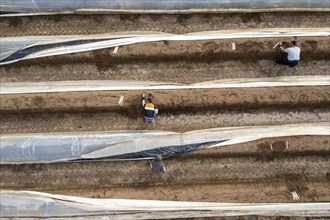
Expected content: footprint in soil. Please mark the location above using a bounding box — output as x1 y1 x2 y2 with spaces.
93 15 105 24
92 50 113 71
31 96 46 108
201 41 219 55
7 17 23 27
283 173 308 191
301 40 318 50
49 15 63 23
257 142 272 153
242 13 257 23
238 41 264 55
271 141 287 152
119 14 141 22
257 141 287 154
176 14 191 25
163 40 170 46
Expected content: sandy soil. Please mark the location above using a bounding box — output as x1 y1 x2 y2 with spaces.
45 181 330 203
3 60 330 84
0 12 329 37
1 37 329 83
187 135 329 157
1 107 328 134
1 136 329 203
1 86 328 112
1 85 328 133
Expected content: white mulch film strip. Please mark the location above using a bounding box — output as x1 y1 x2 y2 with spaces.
1 76 329 94
1 190 329 218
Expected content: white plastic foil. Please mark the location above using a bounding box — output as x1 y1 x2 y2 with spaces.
1 123 328 164
1 190 329 218
1 76 329 94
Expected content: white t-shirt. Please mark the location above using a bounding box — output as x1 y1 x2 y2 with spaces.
285 46 300 61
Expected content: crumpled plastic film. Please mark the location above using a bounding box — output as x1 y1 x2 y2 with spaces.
1 190 329 218
1 0 329 16
1 28 329 64
1 123 328 164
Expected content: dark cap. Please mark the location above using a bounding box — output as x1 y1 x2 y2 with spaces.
291 40 297 45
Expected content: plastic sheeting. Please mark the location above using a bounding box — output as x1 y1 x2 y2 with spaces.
1 190 329 218
1 76 329 94
1 28 329 65
1 0 329 16
1 123 328 164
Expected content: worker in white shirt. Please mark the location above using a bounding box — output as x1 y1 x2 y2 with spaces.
276 40 300 68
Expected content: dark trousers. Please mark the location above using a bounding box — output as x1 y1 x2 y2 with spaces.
276 59 299 68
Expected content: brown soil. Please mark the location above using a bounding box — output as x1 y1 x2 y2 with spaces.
3 60 330 84
1 37 329 83
1 136 329 203
1 107 328 134
0 12 329 37
1 86 328 112
45 180 330 203
187 136 329 158
1 85 328 133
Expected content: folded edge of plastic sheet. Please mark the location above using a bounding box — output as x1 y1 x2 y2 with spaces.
1 190 329 218
1 0 329 17
1 76 329 94
1 123 328 164
1 28 329 65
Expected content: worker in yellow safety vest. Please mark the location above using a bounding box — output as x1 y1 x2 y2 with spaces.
141 93 158 123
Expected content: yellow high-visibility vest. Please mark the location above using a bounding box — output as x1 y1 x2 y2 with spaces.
145 103 155 111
